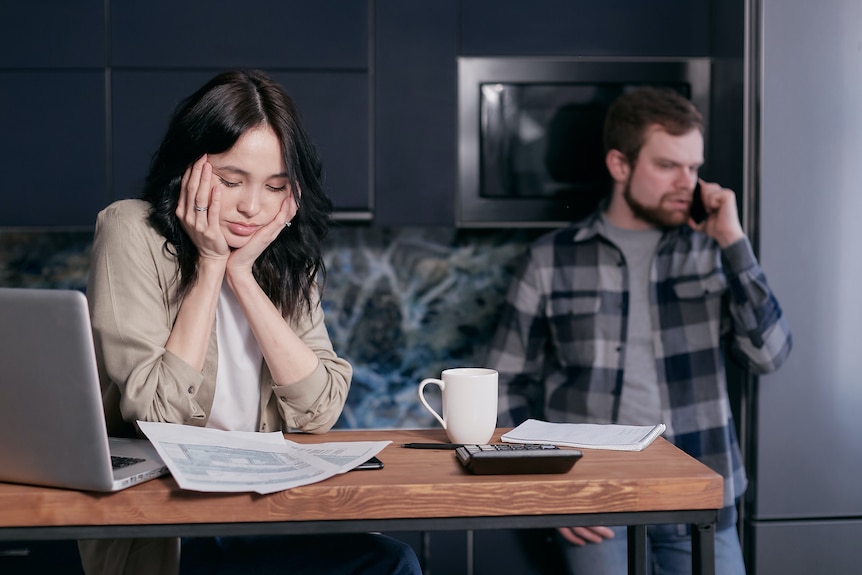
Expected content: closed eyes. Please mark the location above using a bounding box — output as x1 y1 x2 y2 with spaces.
216 175 240 188
216 175 287 192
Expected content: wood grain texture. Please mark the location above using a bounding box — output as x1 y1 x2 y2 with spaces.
0 428 722 528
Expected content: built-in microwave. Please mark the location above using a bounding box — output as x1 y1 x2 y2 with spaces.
457 57 711 227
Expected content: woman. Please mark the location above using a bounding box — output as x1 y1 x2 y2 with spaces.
79 70 421 575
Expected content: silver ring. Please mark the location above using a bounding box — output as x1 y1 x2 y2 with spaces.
194 205 208 212
284 221 291 227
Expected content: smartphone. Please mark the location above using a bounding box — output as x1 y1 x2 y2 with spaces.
690 181 708 224
352 456 384 470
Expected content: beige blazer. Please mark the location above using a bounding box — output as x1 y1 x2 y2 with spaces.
79 199 353 574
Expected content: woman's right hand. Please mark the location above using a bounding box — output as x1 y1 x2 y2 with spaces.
176 155 230 261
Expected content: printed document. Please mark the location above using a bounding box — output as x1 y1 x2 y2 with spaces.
137 421 390 494
502 419 666 451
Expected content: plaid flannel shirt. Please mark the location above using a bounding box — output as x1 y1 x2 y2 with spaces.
488 210 792 512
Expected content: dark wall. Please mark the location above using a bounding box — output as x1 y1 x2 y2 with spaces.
0 0 739 229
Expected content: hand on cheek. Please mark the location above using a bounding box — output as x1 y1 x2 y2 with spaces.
177 156 229 260
227 198 294 274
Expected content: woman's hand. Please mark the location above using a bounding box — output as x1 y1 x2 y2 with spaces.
226 194 298 275
176 155 230 261
166 156 233 372
221 190 318 388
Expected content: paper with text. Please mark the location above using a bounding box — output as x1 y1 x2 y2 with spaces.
137 421 390 494
501 419 666 451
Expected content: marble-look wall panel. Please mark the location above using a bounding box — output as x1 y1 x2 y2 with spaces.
0 232 93 289
0 227 540 429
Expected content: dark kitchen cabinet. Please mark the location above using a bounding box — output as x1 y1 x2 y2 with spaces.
0 0 104 69
0 71 108 228
111 71 219 202
112 70 369 212
0 1 106 228
459 0 710 57
373 0 458 226
0 1 370 228
1 0 728 229
110 0 371 217
110 0 368 70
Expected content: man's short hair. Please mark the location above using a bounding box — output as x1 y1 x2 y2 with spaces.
603 86 703 166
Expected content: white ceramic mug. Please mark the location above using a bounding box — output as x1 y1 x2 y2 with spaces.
418 367 498 444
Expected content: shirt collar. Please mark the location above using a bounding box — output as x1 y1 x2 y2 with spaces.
572 205 692 246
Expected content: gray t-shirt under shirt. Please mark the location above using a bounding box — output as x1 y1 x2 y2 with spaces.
598 215 664 426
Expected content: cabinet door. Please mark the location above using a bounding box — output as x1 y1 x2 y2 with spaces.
112 71 368 213
0 71 107 228
749 520 862 575
111 0 368 69
0 1 104 68
277 73 369 214
460 0 709 56
0 2 106 228
112 71 215 202
374 0 458 226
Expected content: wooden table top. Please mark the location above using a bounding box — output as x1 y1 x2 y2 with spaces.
0 428 723 529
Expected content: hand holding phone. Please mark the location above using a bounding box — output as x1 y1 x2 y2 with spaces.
690 181 708 224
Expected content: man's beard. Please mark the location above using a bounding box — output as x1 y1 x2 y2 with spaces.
622 178 688 228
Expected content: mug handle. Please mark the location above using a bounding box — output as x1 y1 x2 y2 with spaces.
418 378 447 429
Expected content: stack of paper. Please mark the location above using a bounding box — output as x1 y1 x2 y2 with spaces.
137 421 390 494
501 419 666 452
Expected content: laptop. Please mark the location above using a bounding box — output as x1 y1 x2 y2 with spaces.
0 287 168 492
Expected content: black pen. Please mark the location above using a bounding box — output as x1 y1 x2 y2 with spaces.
400 442 463 450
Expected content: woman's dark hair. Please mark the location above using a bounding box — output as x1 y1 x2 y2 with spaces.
142 69 332 319
603 86 704 167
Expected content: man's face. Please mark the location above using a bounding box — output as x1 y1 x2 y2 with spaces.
622 126 704 228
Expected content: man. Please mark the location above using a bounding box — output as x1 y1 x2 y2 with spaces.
487 87 792 574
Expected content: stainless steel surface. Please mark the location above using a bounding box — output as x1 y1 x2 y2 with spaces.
456 57 711 227
746 0 862 571
753 0 862 519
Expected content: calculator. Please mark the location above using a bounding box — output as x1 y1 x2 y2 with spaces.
455 443 583 475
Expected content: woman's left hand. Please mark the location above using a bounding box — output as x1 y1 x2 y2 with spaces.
227 195 298 274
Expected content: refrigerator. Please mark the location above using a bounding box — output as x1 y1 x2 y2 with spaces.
743 0 862 572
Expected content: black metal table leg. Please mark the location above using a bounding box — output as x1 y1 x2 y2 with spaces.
627 524 648 575
691 521 716 575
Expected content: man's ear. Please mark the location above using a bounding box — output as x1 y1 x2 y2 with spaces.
605 149 631 183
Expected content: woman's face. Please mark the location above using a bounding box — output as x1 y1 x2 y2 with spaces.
207 125 292 249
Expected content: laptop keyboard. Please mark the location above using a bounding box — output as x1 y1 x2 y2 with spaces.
111 455 145 470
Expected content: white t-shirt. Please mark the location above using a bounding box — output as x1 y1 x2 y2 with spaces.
206 281 263 431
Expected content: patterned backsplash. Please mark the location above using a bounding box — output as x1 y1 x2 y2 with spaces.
0 226 542 429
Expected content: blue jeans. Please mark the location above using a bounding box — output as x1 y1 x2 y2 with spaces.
180 533 422 575
558 524 746 575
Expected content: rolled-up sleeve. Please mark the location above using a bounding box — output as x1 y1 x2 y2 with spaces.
270 295 352 433
88 201 207 429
